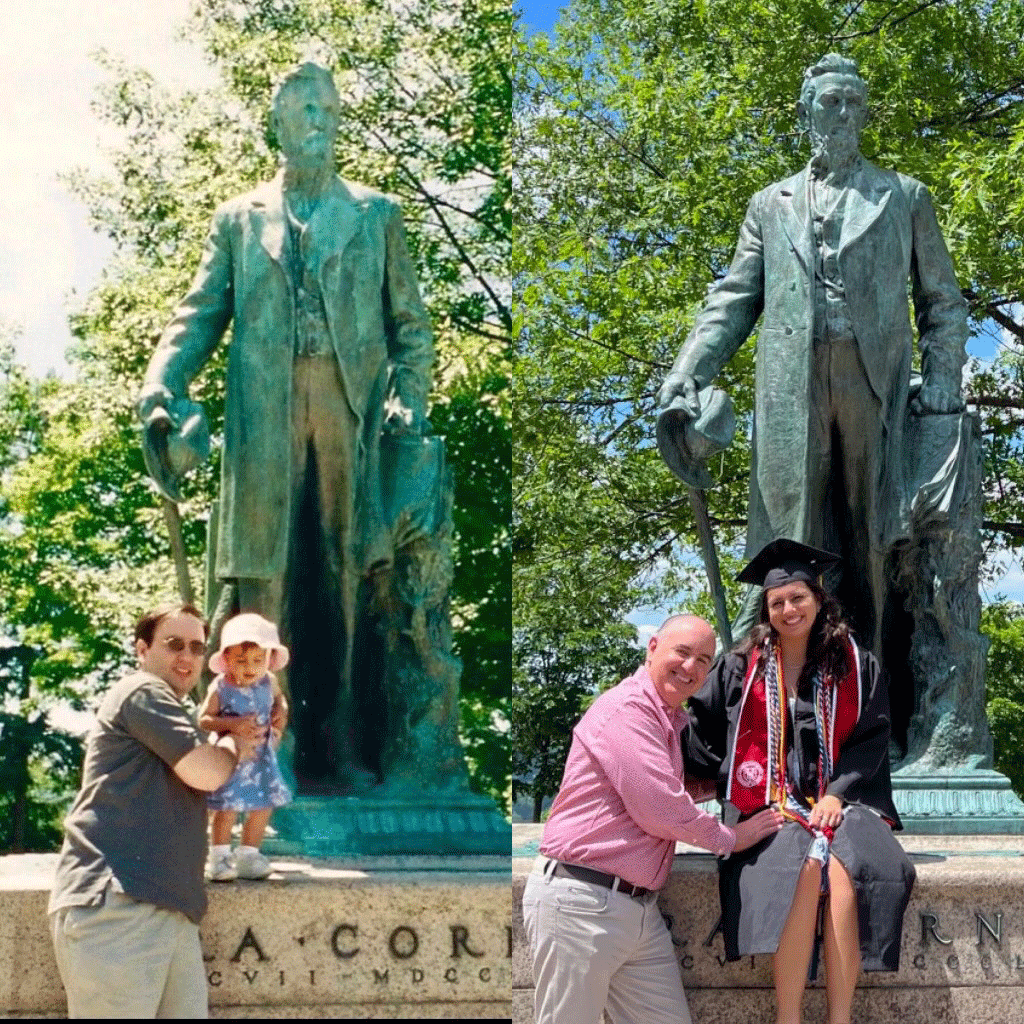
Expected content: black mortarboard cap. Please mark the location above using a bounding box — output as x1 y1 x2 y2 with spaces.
735 538 842 590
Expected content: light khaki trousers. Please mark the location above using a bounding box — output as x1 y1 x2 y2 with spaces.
50 890 207 1018
522 858 692 1024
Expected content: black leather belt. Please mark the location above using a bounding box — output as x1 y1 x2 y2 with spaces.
545 859 654 899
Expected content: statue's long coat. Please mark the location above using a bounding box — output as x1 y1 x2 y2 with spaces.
144 172 433 580
669 159 967 561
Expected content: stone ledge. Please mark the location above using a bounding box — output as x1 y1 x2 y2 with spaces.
0 854 512 1019
512 987 1024 1024
512 830 1024 1024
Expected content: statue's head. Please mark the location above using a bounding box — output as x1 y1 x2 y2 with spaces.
270 62 341 167
797 54 867 164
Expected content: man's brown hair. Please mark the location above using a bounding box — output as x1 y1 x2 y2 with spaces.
133 603 208 647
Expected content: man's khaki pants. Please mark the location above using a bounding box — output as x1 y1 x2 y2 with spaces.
51 890 207 1018
522 858 693 1024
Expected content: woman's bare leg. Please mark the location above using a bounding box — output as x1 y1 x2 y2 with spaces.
773 858 822 1024
823 857 860 1024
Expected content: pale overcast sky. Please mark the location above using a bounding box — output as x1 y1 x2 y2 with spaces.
0 1 217 376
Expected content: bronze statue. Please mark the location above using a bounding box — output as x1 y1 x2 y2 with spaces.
138 63 433 794
658 53 969 661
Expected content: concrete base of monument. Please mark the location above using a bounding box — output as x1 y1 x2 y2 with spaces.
269 792 512 856
891 764 1024 834
0 853 511 1018
512 826 1024 1024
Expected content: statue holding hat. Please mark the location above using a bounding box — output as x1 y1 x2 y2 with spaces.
659 53 1024 831
657 52 969 662
136 62 508 853
138 61 434 799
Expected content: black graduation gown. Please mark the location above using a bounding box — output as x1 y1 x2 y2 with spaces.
685 647 916 971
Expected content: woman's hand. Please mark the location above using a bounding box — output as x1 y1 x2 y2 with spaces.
809 794 844 830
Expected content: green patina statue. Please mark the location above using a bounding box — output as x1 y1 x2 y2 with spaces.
658 54 1024 830
136 64 507 851
658 53 968 663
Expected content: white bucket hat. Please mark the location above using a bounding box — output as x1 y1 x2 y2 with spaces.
210 613 290 674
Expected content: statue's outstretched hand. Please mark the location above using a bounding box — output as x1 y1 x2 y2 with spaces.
911 383 965 416
656 372 701 418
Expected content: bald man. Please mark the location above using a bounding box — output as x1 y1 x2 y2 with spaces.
522 615 782 1024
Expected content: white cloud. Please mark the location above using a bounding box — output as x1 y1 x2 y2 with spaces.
0 2 217 375
634 622 657 647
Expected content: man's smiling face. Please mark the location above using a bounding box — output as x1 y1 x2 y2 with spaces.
646 616 717 708
136 610 206 696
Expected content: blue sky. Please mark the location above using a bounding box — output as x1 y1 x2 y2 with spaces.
517 1 560 34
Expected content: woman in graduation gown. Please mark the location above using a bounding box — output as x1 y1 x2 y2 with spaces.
685 539 915 1024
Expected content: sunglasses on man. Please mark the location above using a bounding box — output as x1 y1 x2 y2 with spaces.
162 637 207 657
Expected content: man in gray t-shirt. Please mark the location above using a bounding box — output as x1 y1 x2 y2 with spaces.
49 604 260 1018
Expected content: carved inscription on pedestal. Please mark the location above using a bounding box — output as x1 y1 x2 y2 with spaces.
201 918 513 1000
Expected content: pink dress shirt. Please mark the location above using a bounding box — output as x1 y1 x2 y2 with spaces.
539 664 736 890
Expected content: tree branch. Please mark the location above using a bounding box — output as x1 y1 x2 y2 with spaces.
522 320 665 369
984 520 1024 541
388 155 511 330
963 289 1024 342
531 75 669 181
833 0 947 41
535 393 654 408
969 395 1024 411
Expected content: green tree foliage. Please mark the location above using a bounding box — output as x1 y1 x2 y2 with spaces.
0 336 166 698
0 337 136 851
514 0 1024 642
983 602 1024 796
0 644 82 853
0 0 513 817
512 620 639 821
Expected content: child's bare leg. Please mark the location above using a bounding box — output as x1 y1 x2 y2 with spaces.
211 810 237 847
241 808 273 850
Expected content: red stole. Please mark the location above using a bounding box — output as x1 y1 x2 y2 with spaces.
725 638 862 815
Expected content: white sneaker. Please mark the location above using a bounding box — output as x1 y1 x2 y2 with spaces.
235 845 272 880
206 847 237 882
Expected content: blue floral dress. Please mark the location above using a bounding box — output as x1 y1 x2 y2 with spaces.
206 674 292 811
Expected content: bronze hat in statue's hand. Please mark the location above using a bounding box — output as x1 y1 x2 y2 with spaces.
140 396 211 502
656 385 736 490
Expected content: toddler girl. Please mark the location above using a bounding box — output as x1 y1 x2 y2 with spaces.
199 613 292 881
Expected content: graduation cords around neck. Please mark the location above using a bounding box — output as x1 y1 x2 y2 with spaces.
763 641 837 981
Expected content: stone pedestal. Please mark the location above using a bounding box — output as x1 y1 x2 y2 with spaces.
892 765 1024 835
512 825 1024 1023
270 794 511 856
0 854 511 1019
